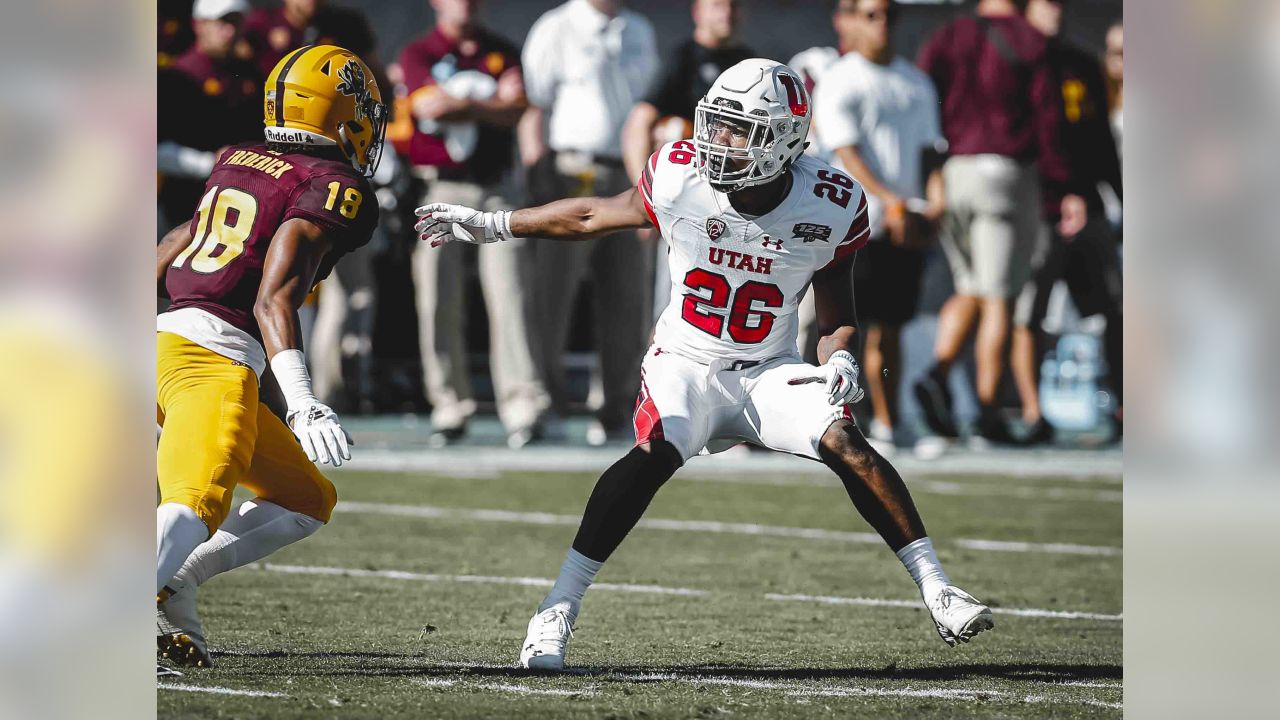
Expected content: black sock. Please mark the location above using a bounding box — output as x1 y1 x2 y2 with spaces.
571 444 682 561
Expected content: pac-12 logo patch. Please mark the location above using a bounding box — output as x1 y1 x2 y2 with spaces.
706 218 727 242
792 223 832 243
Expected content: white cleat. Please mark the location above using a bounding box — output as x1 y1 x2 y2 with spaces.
519 604 575 670
927 585 994 647
157 578 213 668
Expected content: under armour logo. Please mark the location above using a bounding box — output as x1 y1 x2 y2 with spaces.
762 237 783 250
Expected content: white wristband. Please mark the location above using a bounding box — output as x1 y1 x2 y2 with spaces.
495 210 523 241
269 349 318 412
829 350 855 366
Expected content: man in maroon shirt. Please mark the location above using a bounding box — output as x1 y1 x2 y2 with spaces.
912 0 1081 445
398 0 550 448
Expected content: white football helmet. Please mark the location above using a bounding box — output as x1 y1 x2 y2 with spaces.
693 58 812 192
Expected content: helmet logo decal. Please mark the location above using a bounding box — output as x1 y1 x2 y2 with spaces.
336 59 374 121
778 74 809 118
706 218 727 243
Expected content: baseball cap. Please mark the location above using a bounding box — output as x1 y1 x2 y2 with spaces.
192 0 250 21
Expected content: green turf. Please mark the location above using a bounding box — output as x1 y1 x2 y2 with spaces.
158 469 1122 718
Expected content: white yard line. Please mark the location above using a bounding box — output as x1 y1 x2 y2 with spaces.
367 468 1121 503
250 562 1117 623
472 682 598 697
258 563 708 597
786 686 998 700
956 538 1120 557
1054 681 1124 689
764 593 1122 622
345 447 1122 481
335 501 1121 557
158 682 287 698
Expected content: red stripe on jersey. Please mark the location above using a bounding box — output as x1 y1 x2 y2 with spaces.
637 165 659 228
648 150 659 173
840 193 869 243
820 194 872 271
819 238 861 271
837 193 870 250
633 374 664 445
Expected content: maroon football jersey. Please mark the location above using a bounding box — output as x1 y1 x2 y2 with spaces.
165 143 378 340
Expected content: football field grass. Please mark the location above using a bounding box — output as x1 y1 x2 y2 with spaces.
158 464 1122 718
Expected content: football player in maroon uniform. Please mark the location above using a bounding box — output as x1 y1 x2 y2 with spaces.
155 45 385 668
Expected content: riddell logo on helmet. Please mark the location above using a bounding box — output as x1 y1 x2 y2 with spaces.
264 127 317 145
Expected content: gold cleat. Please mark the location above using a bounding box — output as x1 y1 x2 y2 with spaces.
157 630 214 668
157 583 213 668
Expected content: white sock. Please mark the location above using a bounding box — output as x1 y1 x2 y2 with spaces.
157 503 208 594
540 548 602 620
896 537 951 601
173 499 324 588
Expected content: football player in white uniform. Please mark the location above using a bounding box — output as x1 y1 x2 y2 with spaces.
415 59 993 670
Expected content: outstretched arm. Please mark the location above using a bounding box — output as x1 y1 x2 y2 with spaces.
415 187 654 246
254 218 352 467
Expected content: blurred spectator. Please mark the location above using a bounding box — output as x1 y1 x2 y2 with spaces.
158 0 195 67
157 0 260 229
811 0 945 453
241 0 387 88
402 0 550 448
621 0 753 320
1010 0 1123 443
912 0 1079 444
1105 20 1123 155
520 0 658 445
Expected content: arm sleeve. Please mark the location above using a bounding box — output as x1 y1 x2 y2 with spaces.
521 15 560 109
812 73 861 151
285 175 379 252
1030 52 1076 209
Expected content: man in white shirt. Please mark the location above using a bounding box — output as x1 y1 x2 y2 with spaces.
520 0 659 443
810 0 946 451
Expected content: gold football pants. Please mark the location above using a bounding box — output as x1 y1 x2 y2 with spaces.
156 332 337 534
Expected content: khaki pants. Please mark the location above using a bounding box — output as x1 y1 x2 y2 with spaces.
311 244 377 407
939 155 1042 299
529 154 654 429
412 178 549 433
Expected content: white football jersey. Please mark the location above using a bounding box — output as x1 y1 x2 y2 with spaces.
638 140 870 364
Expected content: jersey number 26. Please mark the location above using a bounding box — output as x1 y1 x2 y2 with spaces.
681 269 783 344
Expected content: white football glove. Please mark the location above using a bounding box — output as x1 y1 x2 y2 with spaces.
823 350 866 406
414 202 519 247
286 402 353 467
270 349 353 467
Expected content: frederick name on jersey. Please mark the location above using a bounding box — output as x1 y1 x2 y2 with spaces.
159 143 378 376
638 140 870 364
